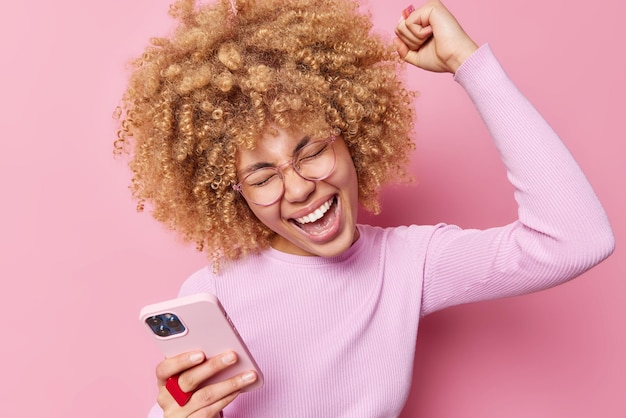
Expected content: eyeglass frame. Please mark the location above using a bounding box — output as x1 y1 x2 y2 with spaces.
232 136 338 207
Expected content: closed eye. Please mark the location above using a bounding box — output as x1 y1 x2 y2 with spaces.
246 170 280 187
297 142 329 163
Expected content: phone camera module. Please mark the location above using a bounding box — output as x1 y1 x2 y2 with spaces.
146 313 186 337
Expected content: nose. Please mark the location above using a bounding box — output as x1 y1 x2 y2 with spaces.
282 168 315 203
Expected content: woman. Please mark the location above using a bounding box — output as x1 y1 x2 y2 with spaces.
115 0 615 416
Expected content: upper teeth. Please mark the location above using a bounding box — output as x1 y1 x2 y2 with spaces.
295 199 333 224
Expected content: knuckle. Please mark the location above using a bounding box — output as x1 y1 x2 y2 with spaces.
208 352 233 370
208 355 224 369
195 386 218 404
155 363 169 381
156 387 172 408
155 354 187 381
178 372 198 392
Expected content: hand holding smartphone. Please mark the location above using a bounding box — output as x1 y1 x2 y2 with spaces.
139 293 264 405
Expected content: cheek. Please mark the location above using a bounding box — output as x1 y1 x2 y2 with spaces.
249 205 283 229
336 160 359 192
333 145 358 189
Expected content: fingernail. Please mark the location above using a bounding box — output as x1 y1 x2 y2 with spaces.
189 352 204 363
242 372 257 382
222 352 236 365
402 5 415 19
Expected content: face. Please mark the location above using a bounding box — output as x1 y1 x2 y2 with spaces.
236 126 360 257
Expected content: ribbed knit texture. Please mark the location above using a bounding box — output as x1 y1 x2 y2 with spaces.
147 45 614 418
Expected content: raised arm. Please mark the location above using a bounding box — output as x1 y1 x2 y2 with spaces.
394 1 615 314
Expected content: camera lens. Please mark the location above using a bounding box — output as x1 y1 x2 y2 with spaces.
156 325 171 337
167 317 185 334
146 316 163 327
167 317 182 328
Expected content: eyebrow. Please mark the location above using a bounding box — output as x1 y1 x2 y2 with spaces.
240 135 311 175
293 136 311 154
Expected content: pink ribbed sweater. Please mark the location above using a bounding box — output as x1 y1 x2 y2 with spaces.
148 45 614 417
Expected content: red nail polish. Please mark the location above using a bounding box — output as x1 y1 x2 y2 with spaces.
402 5 415 20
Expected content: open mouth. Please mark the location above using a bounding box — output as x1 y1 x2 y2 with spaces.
290 196 339 237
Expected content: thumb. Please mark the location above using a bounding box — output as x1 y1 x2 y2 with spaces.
393 38 422 67
402 49 422 67
392 37 410 59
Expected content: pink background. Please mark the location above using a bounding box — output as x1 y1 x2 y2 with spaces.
1 0 624 416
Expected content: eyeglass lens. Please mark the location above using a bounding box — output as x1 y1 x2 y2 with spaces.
240 139 336 206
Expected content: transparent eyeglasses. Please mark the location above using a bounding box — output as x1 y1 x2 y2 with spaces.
233 136 337 206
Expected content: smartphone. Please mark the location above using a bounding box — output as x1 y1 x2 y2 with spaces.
139 293 263 392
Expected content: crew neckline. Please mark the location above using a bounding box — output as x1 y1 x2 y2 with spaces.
261 225 365 265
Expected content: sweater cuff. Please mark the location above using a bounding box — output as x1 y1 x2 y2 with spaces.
452 43 520 112
453 43 507 86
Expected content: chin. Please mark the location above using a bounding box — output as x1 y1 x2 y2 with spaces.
301 224 358 257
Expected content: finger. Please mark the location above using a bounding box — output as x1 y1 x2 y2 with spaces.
395 19 433 50
392 37 410 60
401 4 415 20
157 360 252 418
400 49 424 68
187 392 238 418
156 351 206 386
407 24 433 43
172 371 257 417
190 370 258 410
177 351 238 393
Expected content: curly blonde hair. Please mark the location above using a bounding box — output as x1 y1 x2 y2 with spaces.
115 0 416 264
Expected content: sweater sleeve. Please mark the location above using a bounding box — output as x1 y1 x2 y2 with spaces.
420 44 614 316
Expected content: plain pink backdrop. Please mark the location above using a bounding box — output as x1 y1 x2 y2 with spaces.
1 0 624 417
